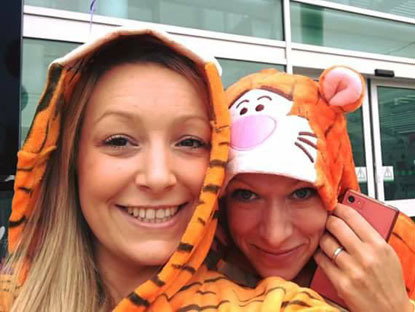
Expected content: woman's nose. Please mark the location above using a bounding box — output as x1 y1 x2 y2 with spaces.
260 202 293 247
135 144 177 194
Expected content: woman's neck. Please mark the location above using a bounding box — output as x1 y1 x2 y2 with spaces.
293 259 317 287
95 245 161 304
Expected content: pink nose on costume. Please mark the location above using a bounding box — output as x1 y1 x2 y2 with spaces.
231 115 276 150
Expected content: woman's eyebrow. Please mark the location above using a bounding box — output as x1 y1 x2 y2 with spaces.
94 110 136 125
236 99 249 109
257 95 272 101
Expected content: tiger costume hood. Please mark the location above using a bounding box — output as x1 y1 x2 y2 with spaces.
5 27 340 311
225 67 364 211
222 67 415 300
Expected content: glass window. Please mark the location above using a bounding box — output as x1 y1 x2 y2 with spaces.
21 39 79 146
21 41 284 142
324 0 415 19
218 58 284 88
25 0 283 40
346 108 367 194
377 86 415 201
291 2 415 58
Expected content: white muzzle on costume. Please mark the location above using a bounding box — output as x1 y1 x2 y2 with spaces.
225 88 318 186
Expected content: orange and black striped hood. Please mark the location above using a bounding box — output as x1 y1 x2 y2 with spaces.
9 27 230 310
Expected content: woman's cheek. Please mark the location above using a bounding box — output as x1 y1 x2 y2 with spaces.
292 206 328 235
228 203 259 237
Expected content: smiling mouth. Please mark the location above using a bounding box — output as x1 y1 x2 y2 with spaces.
254 245 300 257
117 203 186 223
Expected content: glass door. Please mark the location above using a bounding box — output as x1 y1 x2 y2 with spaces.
371 80 415 216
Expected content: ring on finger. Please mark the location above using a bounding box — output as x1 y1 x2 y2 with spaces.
332 246 344 263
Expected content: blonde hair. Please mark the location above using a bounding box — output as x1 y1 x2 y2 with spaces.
4 35 208 311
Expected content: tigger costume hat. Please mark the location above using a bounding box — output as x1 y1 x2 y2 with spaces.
225 67 415 299
5 28 341 311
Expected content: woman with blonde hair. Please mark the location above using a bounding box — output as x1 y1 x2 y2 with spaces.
0 27 339 311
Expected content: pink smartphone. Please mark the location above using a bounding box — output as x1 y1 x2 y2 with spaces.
310 190 399 307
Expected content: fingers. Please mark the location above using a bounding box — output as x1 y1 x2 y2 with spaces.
332 203 384 244
318 232 354 270
325 211 364 258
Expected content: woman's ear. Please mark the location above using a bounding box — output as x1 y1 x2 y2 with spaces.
319 66 365 113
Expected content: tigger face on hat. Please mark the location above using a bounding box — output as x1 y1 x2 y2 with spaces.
225 66 366 210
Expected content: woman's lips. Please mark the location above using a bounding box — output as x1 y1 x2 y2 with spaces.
253 244 303 264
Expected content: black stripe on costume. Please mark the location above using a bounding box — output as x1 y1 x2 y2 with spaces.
197 217 206 226
196 290 216 296
218 141 230 146
18 187 32 194
298 290 320 301
204 276 229 284
16 167 34 172
35 119 50 154
239 300 265 307
177 300 230 312
215 125 230 133
36 65 63 112
54 94 65 118
235 286 287 304
172 264 196 275
324 123 334 138
151 275 165 287
208 160 227 168
212 210 219 219
24 74 59 146
67 57 87 84
281 300 311 308
128 292 150 307
8 216 27 228
178 243 194 253
179 282 202 293
202 184 221 194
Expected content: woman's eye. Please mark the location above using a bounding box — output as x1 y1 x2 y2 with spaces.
177 137 207 149
103 135 131 148
291 187 317 200
231 189 258 202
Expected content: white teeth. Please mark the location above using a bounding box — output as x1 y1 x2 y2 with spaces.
156 209 165 219
123 205 183 223
146 209 155 219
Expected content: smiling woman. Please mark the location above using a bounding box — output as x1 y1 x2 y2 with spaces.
77 61 211 300
1 27 340 312
1 28 219 311
218 67 414 312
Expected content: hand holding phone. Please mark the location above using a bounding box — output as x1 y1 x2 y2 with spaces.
310 190 399 308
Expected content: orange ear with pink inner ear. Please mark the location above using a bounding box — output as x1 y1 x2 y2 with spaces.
319 66 366 113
